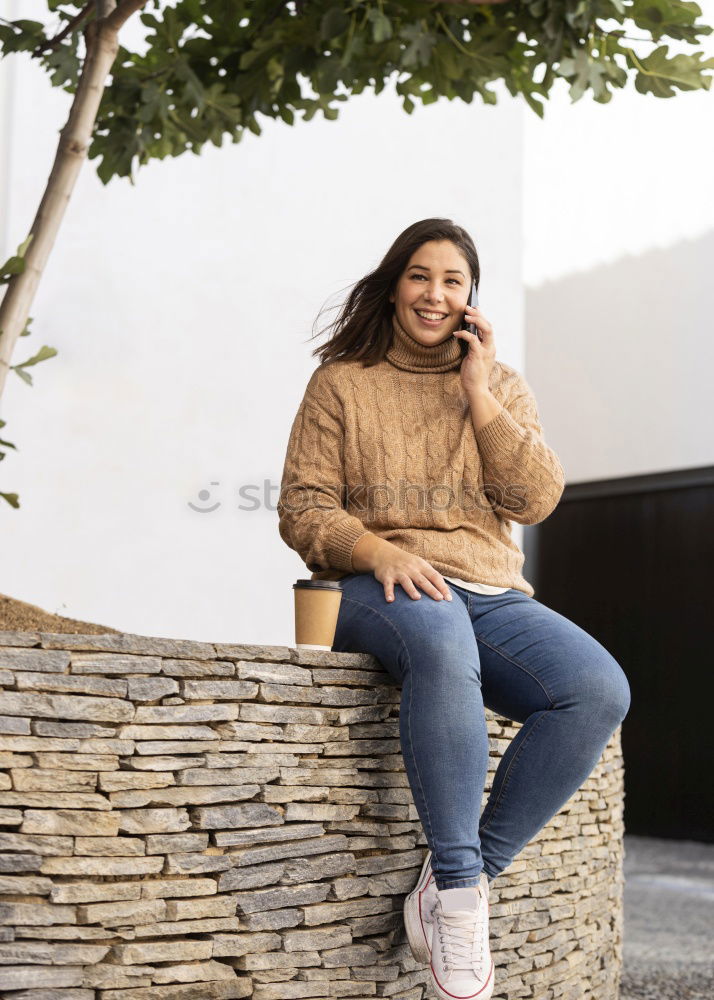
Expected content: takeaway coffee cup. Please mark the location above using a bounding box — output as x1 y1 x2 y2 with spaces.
293 579 343 650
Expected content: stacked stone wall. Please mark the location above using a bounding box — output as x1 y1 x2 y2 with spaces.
0 630 624 999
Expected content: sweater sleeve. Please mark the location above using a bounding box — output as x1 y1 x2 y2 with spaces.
474 369 565 526
277 366 372 574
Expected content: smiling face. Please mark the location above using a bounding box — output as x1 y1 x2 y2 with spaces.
389 239 472 346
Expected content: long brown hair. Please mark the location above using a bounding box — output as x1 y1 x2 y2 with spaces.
309 218 480 368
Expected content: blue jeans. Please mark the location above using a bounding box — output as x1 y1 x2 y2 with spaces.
332 573 631 890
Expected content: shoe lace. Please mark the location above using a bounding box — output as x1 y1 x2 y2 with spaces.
436 901 486 973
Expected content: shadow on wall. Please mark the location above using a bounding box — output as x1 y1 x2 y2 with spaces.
525 228 714 483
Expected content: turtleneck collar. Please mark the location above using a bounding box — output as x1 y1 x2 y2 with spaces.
385 312 463 373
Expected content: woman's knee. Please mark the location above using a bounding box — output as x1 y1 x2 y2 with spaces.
414 631 482 685
571 650 631 726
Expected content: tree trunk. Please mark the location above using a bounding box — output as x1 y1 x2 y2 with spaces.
0 0 146 400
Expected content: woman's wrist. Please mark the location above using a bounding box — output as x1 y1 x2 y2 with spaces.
466 387 503 434
351 532 390 572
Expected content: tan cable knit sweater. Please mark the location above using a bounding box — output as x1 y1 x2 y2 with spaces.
277 313 565 598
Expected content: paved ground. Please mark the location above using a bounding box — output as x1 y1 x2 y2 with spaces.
620 834 714 999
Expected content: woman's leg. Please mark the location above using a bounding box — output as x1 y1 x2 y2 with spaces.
465 588 632 881
332 573 490 890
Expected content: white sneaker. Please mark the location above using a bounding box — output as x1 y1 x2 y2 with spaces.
404 849 438 963
429 872 494 1000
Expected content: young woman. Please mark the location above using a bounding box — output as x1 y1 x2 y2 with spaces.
277 218 631 1000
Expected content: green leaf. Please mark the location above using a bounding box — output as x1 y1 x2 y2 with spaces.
0 19 46 55
400 24 438 69
16 234 33 257
368 9 393 44
15 344 58 369
320 8 350 41
3 414 28 508
0 256 25 278
521 87 545 118
12 344 58 385
0 232 34 283
630 43 714 96
45 41 81 90
632 0 705 42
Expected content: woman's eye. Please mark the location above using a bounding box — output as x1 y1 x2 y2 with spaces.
410 275 460 285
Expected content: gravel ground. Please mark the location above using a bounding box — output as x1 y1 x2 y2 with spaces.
620 834 714 999
0 592 119 633
620 969 714 999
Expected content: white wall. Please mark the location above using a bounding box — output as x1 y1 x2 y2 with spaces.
523 5 714 482
0 2 525 645
525 233 714 482
0 1 18 257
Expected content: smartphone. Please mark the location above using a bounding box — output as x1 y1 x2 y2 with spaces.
459 280 481 357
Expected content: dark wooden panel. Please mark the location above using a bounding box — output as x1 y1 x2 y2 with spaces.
523 466 714 843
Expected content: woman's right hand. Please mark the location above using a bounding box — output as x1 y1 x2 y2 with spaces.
351 533 452 604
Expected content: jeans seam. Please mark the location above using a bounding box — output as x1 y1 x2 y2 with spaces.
475 636 557 707
478 708 552 836
337 595 439 866
467 611 556 840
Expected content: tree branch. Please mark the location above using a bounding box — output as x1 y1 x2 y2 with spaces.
104 0 150 33
31 2 94 59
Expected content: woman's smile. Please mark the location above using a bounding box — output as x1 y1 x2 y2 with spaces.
414 308 450 328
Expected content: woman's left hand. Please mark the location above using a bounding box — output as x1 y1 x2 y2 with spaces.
452 304 497 395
